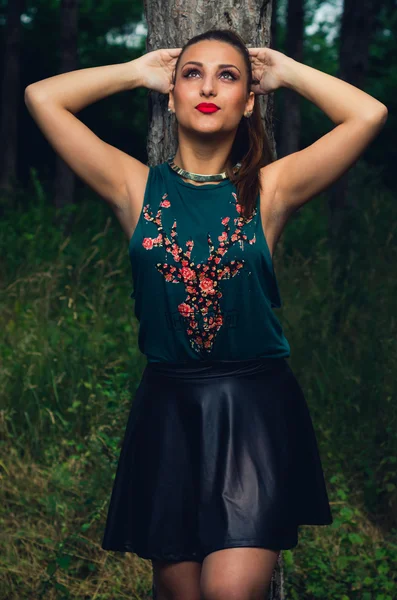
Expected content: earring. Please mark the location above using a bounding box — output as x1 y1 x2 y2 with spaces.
168 107 173 113
244 110 253 118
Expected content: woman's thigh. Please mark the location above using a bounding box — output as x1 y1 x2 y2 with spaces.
152 559 202 600
200 547 280 600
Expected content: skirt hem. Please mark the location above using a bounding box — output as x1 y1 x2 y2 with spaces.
101 518 333 561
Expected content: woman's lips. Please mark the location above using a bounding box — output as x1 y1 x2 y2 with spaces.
196 105 220 113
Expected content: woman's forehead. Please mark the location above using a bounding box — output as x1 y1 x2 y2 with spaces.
182 40 242 61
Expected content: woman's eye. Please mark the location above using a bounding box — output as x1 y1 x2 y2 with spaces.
184 69 236 80
184 69 199 78
221 70 236 80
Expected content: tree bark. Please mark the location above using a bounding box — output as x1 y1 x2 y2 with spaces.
0 0 26 197
54 0 79 213
144 0 277 167
278 0 304 158
144 6 284 599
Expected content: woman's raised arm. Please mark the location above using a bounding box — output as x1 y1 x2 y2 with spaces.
248 48 388 216
24 59 149 225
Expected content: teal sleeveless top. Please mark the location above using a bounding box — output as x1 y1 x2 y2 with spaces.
128 161 291 363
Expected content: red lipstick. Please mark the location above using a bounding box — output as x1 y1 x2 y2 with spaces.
196 103 220 113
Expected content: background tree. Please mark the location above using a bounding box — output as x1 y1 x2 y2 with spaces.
53 0 79 214
278 0 304 158
327 0 385 333
270 0 278 50
0 0 26 196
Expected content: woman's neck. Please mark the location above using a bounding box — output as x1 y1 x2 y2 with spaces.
172 151 232 177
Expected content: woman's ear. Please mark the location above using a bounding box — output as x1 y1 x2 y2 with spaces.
168 83 175 110
245 90 255 113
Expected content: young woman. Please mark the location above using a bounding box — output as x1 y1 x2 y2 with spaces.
25 28 387 600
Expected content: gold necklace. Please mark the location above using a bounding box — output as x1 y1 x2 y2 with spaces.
167 154 241 183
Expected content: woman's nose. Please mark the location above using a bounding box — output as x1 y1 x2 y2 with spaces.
200 75 217 94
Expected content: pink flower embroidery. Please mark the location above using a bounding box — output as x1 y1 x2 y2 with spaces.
140 191 257 357
142 237 154 250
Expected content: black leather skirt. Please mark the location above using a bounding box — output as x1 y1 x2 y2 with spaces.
101 356 333 563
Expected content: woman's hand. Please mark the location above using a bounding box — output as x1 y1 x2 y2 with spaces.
248 47 291 95
134 48 182 94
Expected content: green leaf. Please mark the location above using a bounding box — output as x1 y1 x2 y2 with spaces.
57 554 72 570
54 581 70 594
348 533 364 545
46 561 57 576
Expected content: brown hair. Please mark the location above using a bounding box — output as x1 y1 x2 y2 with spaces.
171 28 274 219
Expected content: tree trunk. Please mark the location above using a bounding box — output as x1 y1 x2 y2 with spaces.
144 0 277 167
54 0 79 213
0 0 26 197
144 6 284 599
327 0 380 333
278 0 304 158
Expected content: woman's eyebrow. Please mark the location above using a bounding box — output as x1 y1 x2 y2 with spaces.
181 61 241 73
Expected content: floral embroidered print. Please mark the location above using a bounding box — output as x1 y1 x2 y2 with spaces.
140 191 257 357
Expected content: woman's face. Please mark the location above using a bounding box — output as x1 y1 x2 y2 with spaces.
169 40 254 136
